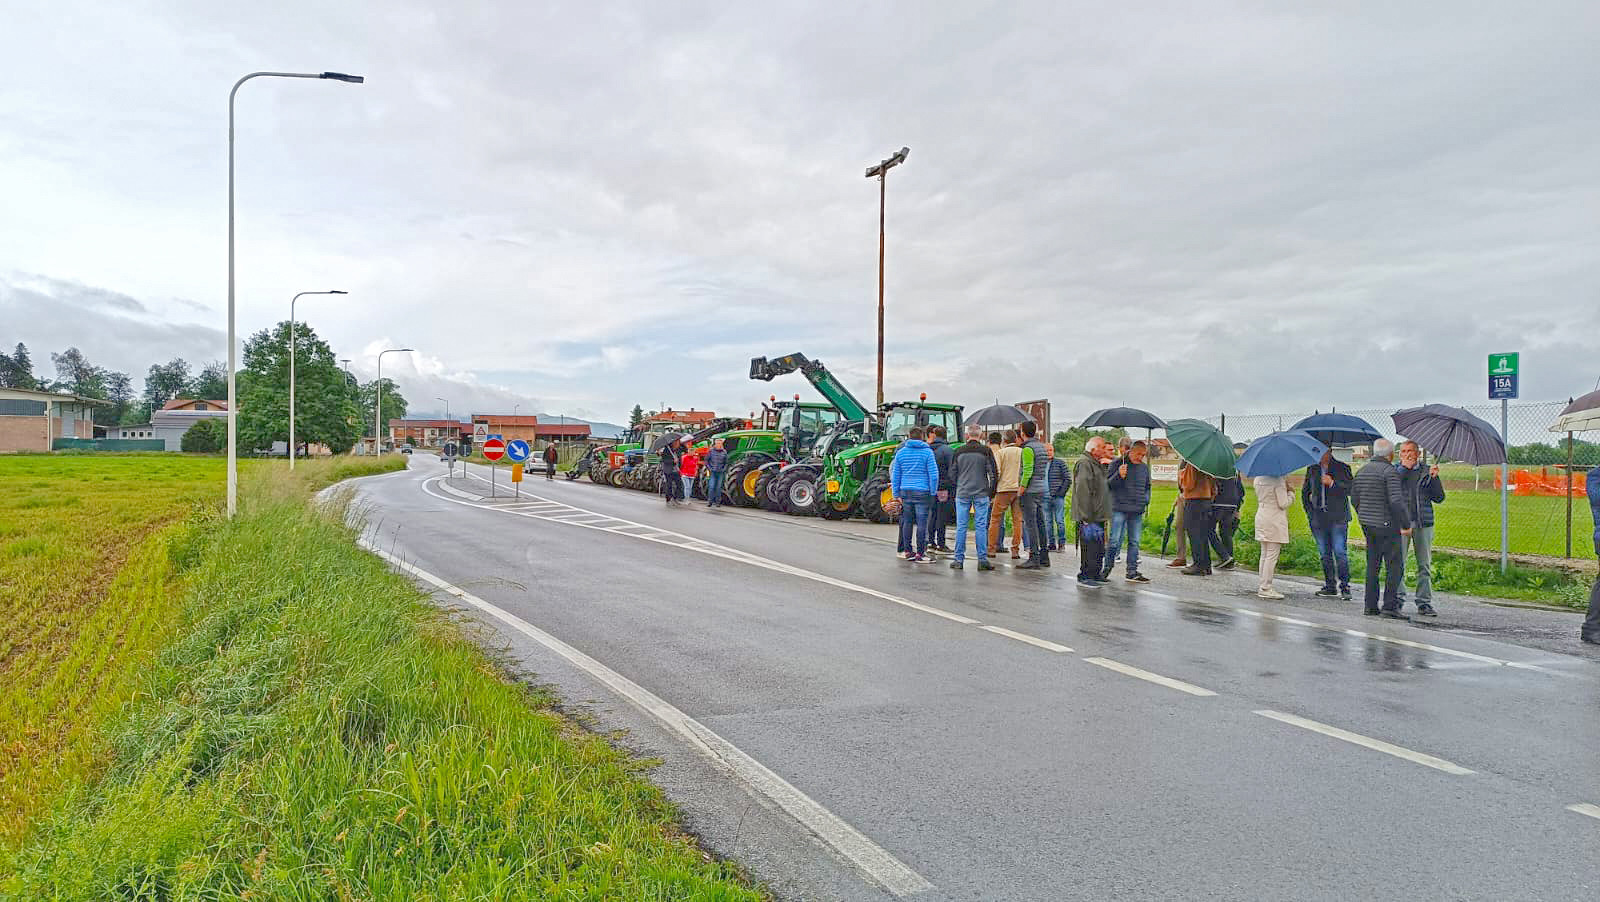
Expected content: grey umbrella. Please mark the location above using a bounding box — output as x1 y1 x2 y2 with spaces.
966 403 1034 427
1080 407 1166 430
1391 404 1505 465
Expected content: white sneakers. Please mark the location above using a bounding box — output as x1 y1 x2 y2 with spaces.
1257 587 1285 600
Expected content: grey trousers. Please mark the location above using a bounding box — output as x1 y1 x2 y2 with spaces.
1400 524 1435 605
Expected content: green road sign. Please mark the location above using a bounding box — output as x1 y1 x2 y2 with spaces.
1488 353 1518 376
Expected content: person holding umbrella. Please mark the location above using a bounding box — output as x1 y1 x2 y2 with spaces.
1303 448 1354 600
1351 438 1411 619
1584 464 1599 645
1395 441 1446 617
1178 461 1217 576
659 437 683 506
1104 440 1152 582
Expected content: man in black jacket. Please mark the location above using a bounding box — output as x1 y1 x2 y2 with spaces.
1396 440 1447 617
1208 473 1245 569
1302 449 1354 600
1351 439 1412 618
928 426 956 553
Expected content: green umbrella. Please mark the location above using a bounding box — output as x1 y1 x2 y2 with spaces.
1165 418 1237 478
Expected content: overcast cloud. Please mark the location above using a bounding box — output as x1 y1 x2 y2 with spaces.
3 1 1597 424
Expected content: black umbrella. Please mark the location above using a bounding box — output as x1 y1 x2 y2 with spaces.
649 432 686 453
966 403 1034 427
1080 407 1166 430
1391 404 1505 465
1290 412 1383 447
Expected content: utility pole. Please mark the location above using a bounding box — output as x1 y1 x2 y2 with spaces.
864 146 909 410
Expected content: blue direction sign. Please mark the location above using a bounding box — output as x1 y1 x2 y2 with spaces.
1488 352 1519 400
505 438 532 462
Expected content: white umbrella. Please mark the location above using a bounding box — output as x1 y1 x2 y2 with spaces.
1548 390 1600 433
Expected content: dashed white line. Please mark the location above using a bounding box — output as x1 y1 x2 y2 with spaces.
1082 657 1218 697
362 543 934 897
1567 803 1600 821
1253 710 1475 775
979 625 1073 653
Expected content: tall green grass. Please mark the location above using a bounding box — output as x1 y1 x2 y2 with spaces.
3 466 759 899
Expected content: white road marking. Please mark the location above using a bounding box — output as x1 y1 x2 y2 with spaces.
1082 657 1218 697
979 625 1073 653
1253 710 1475 776
361 544 934 897
1567 803 1600 821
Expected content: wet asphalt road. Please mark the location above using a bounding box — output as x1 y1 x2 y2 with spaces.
352 455 1600 901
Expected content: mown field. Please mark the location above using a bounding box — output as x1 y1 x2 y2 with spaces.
1 454 760 900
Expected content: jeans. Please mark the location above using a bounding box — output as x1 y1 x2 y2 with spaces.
1584 539 1600 643
1209 507 1239 562
706 470 725 505
1310 521 1351 591
1104 511 1144 576
1400 524 1435 605
545 461 556 479
1048 496 1068 546
1364 528 1405 611
681 475 694 498
1077 521 1106 580
1019 493 1049 562
1183 499 1214 571
953 496 991 563
898 490 932 556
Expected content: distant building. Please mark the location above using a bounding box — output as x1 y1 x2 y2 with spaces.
468 414 540 445
110 398 228 451
0 388 103 452
642 408 716 430
388 418 466 449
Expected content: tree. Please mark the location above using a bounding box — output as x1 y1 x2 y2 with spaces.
236 322 362 455
359 378 408 440
50 347 106 398
143 358 192 411
0 342 38 389
180 418 226 453
629 405 645 428
188 360 228 400
1052 426 1127 456
103 371 134 426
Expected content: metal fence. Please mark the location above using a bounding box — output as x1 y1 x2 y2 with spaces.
1191 400 1594 562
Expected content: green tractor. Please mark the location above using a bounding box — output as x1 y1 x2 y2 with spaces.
818 399 964 522
586 426 643 484
695 401 843 507
748 353 874 516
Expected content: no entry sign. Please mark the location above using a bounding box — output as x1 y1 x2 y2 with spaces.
481 436 507 461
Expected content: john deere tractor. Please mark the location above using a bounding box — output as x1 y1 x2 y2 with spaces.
821 398 964 522
692 401 842 507
586 426 643 484
748 353 874 516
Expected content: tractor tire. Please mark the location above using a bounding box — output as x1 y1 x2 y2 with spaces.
726 454 775 507
754 465 785 512
816 496 857 520
590 463 610 484
774 465 820 516
858 471 898 524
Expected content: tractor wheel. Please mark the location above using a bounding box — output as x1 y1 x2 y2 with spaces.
774 466 820 516
726 454 774 507
590 464 610 484
754 466 785 512
816 496 857 520
858 471 898 524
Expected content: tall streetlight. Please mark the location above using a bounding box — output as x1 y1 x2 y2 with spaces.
375 348 413 453
288 289 346 470
864 146 909 409
227 70 364 517
436 397 451 448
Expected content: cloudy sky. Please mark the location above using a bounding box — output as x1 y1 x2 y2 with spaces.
4 1 1597 425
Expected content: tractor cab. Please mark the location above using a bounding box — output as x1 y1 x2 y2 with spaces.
881 399 964 442
811 418 880 461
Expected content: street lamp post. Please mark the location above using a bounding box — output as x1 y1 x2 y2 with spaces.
227 70 364 516
375 348 413 454
436 397 451 449
864 146 909 410
288 289 346 470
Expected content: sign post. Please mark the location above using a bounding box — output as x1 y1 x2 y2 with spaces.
1488 353 1519 572
482 434 506 498
506 440 530 499
442 440 458 477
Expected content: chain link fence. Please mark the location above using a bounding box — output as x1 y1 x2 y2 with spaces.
1185 400 1594 562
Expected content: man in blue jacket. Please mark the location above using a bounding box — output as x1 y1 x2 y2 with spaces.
1045 445 1071 551
890 426 939 562
1583 466 1599 645
1104 440 1152 582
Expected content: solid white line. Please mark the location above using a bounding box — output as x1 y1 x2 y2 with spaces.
363 543 934 897
1567 803 1600 821
979 625 1073 653
1082 657 1218 697
1253 710 1475 776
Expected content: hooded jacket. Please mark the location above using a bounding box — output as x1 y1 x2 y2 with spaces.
890 439 938 496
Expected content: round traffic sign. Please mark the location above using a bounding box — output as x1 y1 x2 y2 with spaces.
481 438 507 461
506 439 531 462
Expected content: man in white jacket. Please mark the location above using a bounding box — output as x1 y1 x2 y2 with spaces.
1254 474 1294 599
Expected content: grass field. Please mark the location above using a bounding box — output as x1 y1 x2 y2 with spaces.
1 454 758 899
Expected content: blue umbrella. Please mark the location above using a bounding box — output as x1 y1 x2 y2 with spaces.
1237 430 1329 478
1289 412 1382 447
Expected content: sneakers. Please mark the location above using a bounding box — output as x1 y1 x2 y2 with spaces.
906 553 930 563
1017 560 1042 570
1126 572 1150 583
977 560 996 571
1340 590 1352 601
1364 608 1381 616
1314 587 1339 598
1180 566 1210 576
1218 557 1237 570
1416 603 1437 617
1257 588 1285 600
949 561 964 570
1380 609 1411 621
1076 576 1102 588
1166 559 1187 568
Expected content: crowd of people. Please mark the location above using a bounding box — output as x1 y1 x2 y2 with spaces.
648 422 1600 642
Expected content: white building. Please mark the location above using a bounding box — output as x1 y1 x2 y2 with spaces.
110 398 228 451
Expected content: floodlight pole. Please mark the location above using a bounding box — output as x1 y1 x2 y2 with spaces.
865 146 909 410
288 289 346 470
227 70 364 516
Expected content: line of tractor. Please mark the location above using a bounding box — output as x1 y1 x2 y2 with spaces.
567 353 963 522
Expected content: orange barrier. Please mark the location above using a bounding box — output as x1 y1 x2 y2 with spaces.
1493 468 1589 497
